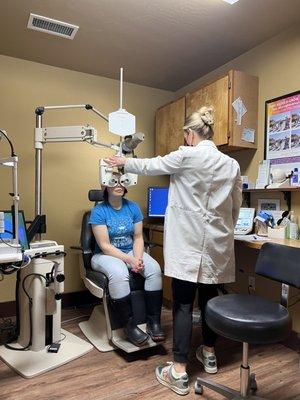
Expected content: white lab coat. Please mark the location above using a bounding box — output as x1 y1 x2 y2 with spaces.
125 140 242 284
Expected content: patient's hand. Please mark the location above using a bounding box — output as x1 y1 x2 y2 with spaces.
127 256 144 273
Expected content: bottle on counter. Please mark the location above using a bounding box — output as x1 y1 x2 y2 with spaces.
289 211 299 240
291 168 299 186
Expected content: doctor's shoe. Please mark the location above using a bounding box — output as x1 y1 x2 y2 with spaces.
155 362 190 396
196 345 218 374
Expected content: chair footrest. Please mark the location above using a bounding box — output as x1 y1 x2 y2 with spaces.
111 324 158 353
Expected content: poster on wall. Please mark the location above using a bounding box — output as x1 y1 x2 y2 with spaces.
265 90 300 174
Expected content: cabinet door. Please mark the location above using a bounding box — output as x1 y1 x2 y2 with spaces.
155 97 185 156
149 231 172 304
186 76 229 146
228 70 258 149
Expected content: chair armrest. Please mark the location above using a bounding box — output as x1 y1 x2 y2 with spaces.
144 240 163 249
70 245 83 251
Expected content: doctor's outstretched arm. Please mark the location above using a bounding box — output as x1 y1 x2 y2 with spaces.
105 149 184 176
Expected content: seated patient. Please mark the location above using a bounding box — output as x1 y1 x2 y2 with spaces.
89 173 165 346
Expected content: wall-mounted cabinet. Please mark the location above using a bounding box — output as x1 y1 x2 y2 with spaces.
155 70 258 155
155 97 185 156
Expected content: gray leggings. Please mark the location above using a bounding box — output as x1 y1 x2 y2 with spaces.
91 250 162 299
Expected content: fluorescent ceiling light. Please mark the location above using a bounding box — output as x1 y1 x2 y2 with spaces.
223 0 240 4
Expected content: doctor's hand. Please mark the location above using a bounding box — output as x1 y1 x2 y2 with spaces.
104 155 127 167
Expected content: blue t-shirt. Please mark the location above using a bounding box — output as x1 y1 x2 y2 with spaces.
89 199 143 254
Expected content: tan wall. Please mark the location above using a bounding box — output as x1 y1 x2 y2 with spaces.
0 55 173 302
176 25 300 331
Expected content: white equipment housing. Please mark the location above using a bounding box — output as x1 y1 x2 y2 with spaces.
0 241 93 378
99 160 137 187
0 242 23 263
35 125 97 148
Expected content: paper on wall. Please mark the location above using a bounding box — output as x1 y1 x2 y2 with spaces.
256 160 270 189
242 128 255 143
232 97 247 125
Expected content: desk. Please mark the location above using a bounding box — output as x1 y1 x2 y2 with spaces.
239 237 300 250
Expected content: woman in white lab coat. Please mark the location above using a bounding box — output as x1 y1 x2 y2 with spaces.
105 107 242 396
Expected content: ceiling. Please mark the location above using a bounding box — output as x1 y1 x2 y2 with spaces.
0 0 299 91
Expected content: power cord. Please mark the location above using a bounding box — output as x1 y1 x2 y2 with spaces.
0 129 15 157
46 332 67 352
0 235 21 248
5 273 48 351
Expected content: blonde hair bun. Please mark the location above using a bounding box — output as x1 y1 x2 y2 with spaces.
198 106 214 127
183 105 214 139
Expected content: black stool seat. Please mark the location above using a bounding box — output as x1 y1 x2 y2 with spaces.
206 294 292 344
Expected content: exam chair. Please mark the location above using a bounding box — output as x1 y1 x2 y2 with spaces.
77 190 158 353
195 243 300 399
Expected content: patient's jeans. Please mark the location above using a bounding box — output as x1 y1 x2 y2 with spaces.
172 278 219 363
91 251 162 299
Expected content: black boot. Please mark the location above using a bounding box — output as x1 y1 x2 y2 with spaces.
113 294 149 347
145 290 165 342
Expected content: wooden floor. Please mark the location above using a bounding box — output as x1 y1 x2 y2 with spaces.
0 307 299 400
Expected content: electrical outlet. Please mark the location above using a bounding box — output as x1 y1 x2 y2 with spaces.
249 276 256 291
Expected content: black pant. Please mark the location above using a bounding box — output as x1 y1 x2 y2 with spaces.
172 278 219 364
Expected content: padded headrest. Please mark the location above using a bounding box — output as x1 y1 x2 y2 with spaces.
88 190 104 202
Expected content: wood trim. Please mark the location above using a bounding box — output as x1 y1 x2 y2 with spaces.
0 290 99 318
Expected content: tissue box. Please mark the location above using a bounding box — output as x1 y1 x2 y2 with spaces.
268 226 286 239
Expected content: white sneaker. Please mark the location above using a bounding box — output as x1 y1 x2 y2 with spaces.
155 362 190 396
196 345 218 374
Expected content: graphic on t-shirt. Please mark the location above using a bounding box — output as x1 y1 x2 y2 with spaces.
108 217 134 251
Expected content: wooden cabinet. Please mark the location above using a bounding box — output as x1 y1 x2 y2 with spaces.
186 75 230 146
155 70 258 154
155 97 185 156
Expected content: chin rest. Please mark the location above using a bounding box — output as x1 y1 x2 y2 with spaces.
77 191 158 352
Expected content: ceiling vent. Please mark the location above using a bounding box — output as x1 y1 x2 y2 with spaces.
27 13 79 39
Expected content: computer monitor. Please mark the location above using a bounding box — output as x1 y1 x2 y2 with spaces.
0 210 29 250
147 187 169 218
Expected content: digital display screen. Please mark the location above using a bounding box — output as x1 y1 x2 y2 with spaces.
0 211 29 250
235 208 255 231
147 187 169 217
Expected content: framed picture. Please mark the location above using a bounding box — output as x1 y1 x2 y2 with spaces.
265 90 300 173
257 198 280 211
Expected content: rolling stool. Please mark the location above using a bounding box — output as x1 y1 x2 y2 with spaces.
195 243 300 399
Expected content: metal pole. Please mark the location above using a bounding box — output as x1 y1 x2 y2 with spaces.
240 342 250 397
44 104 87 110
43 104 109 122
12 157 19 243
281 284 290 308
35 114 42 241
90 107 109 122
120 67 123 109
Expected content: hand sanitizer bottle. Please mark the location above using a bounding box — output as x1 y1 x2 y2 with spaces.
289 211 299 240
